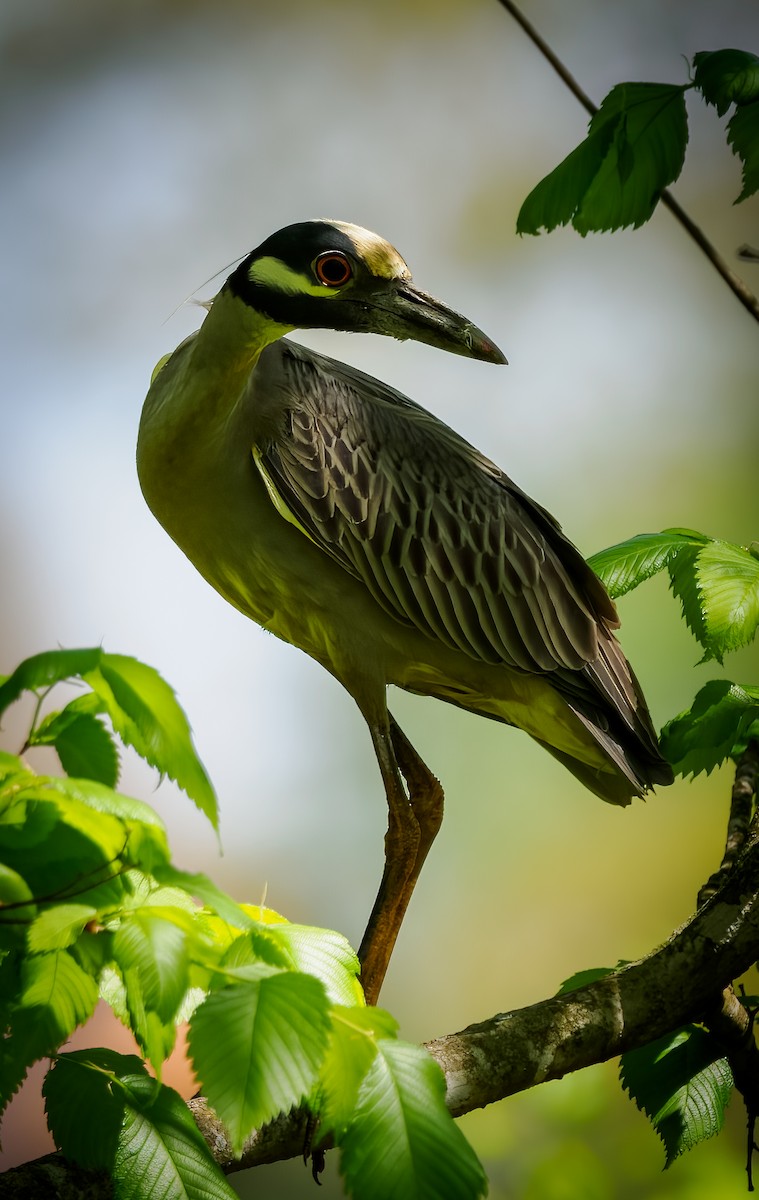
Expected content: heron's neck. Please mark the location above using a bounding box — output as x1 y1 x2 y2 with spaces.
190 286 292 387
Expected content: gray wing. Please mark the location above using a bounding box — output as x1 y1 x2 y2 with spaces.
252 339 619 676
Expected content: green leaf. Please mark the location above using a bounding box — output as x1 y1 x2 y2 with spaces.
339 1039 487 1200
668 545 708 648
587 529 708 598
695 540 759 660
693 49 759 116
19 948 99 1042
0 648 102 716
112 911 190 1070
660 679 759 777
0 750 35 788
44 1047 145 1169
0 863 37 928
114 1073 239 1200
154 865 253 932
727 99 759 202
620 1025 733 1166
318 1006 399 1138
85 654 218 831
188 966 331 1154
271 924 363 1007
45 1049 239 1199
33 709 120 788
6 949 99 1091
517 119 618 234
17 788 130 864
518 83 688 236
113 910 190 1024
0 647 216 824
27 903 97 952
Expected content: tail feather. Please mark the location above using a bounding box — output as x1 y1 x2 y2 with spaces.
552 622 673 804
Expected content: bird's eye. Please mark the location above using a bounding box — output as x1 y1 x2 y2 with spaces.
314 251 353 288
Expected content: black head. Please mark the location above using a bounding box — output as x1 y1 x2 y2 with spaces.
225 220 506 363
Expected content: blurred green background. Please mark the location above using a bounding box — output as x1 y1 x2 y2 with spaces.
1 0 758 1195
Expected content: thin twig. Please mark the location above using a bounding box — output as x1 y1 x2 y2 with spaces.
496 0 759 324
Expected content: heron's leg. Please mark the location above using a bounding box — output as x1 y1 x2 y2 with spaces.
358 712 444 1006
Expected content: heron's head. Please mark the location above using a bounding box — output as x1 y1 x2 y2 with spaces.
225 220 506 364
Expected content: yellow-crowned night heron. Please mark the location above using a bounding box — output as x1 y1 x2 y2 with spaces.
137 220 672 1003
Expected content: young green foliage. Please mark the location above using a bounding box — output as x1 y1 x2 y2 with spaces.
587 529 708 600
518 48 759 236
620 1026 734 1167
517 83 688 235
693 49 759 202
0 647 218 828
188 965 332 1154
588 530 759 663
44 1049 239 1200
2 647 488 1200
337 1039 488 1200
661 680 759 777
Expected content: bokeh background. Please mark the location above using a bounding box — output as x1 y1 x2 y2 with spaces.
2 0 758 1195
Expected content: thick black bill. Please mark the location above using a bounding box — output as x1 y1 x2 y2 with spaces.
362 281 508 365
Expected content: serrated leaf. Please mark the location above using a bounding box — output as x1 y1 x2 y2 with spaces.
693 49 759 116
668 544 708 648
0 648 103 716
31 774 171 873
34 711 120 788
13 949 98 1069
620 1025 733 1166
48 774 168 833
518 83 688 237
339 1039 487 1200
188 966 331 1154
517 119 618 234
44 1047 146 1169
22 788 130 864
114 1073 239 1200
727 99 759 202
660 679 759 777
696 540 759 660
112 911 189 1071
28 903 97 952
271 924 363 1007
587 530 708 598
113 910 189 1024
19 945 99 1041
577 84 688 233
318 1006 399 1138
45 1049 238 1199
84 654 218 831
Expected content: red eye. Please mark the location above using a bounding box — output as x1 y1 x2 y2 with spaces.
314 251 353 287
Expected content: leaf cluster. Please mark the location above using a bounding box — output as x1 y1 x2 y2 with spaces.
0 650 486 1200
587 529 759 777
518 48 759 235
561 970 735 1166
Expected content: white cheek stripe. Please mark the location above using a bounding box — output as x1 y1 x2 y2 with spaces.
247 256 339 298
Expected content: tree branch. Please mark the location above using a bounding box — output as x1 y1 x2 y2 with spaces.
496 0 759 325
6 825 759 1194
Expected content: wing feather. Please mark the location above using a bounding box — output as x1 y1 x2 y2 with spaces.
254 338 612 677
